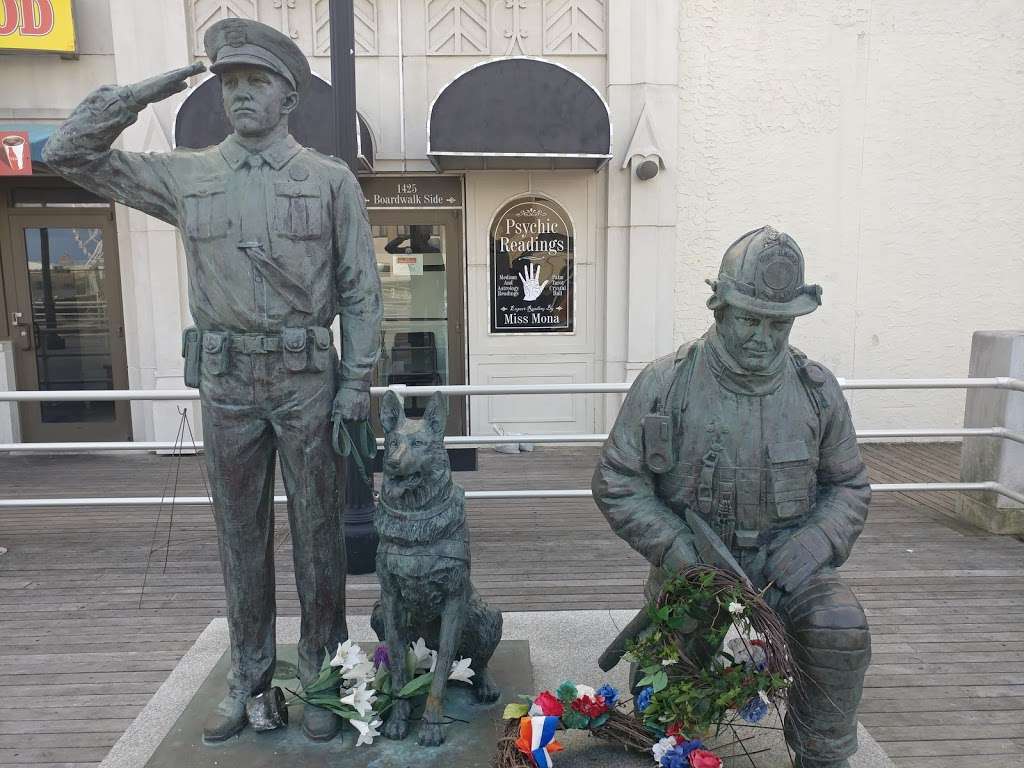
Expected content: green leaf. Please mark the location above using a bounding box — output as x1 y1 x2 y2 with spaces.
636 674 656 688
590 712 610 729
302 665 340 695
652 671 669 693
502 703 529 720
641 664 661 675
397 670 435 699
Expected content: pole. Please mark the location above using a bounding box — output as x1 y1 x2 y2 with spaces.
329 0 377 574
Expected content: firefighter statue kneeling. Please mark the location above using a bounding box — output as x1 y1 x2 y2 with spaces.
593 226 871 768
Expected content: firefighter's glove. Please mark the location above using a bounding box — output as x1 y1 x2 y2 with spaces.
762 524 833 593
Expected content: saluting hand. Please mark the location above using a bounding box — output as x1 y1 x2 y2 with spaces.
123 62 207 109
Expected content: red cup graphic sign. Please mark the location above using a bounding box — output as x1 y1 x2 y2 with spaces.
0 132 31 176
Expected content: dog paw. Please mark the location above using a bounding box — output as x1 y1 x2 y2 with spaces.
418 720 446 747
473 669 501 703
383 716 409 741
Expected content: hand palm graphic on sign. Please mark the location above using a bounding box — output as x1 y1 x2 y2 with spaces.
519 263 549 302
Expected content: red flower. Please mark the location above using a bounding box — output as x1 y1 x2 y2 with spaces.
688 749 723 768
531 690 564 717
571 695 609 719
666 722 687 739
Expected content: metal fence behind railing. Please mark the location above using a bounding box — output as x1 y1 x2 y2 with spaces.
0 377 1022 507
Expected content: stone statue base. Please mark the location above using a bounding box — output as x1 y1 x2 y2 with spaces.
98 613 893 768
128 640 527 768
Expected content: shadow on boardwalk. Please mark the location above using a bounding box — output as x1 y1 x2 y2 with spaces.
0 443 1022 767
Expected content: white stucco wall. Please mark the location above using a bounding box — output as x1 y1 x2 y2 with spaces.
675 0 1024 431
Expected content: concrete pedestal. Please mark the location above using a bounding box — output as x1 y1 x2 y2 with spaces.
957 331 1024 533
97 613 893 768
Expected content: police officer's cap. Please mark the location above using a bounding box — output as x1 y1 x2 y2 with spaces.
205 18 311 93
706 226 823 318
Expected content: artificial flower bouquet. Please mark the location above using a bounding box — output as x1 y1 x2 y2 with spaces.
495 565 794 768
292 637 475 746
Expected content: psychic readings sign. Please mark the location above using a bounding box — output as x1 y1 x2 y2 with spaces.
0 0 77 53
0 132 31 175
489 198 574 334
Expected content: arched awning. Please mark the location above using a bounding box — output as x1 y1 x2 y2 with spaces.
428 57 612 171
174 73 375 172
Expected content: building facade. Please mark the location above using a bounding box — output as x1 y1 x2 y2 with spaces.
0 0 1021 447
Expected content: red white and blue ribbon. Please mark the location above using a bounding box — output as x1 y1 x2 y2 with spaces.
516 716 562 767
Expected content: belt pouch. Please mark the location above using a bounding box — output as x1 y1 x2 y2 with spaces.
181 326 201 388
282 327 308 372
201 331 230 376
308 327 331 372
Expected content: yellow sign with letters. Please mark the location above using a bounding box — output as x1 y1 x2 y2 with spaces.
0 0 76 54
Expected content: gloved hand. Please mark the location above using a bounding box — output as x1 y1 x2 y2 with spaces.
331 387 370 456
661 536 699 575
762 524 833 593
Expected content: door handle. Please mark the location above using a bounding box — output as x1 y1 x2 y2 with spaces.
11 312 31 352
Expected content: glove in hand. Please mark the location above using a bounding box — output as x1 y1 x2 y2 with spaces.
762 524 833 593
331 387 370 456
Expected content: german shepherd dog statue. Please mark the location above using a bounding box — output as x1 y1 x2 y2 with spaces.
371 390 502 746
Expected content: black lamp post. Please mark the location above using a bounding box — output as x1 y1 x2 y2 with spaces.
329 0 378 575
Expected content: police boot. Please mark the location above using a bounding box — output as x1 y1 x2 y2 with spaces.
203 691 248 742
302 703 341 741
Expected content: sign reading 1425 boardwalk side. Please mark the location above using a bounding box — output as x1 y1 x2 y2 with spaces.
0 0 76 53
490 197 574 334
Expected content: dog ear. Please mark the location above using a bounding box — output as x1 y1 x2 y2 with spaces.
380 390 405 432
422 391 448 436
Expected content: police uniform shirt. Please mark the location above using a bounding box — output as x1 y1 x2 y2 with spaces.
44 85 382 390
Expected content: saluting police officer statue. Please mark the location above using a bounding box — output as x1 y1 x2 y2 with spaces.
593 227 871 768
44 19 383 743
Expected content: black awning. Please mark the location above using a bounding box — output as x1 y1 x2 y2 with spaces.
174 74 375 172
428 57 612 171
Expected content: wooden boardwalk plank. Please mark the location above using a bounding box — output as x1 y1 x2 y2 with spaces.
0 442 1022 767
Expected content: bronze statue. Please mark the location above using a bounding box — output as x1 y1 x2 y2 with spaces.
593 227 871 768
371 391 503 747
44 18 383 743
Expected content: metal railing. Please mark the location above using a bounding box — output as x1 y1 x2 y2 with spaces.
0 377 1022 507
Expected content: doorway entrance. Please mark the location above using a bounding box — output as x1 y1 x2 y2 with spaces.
369 209 466 435
3 205 131 442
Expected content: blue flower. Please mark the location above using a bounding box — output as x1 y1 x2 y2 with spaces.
596 683 619 709
739 694 769 723
636 686 653 712
660 740 704 768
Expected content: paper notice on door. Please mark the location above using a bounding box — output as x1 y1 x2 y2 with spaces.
392 253 424 276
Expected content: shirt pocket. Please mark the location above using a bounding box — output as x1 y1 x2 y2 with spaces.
273 181 323 240
766 440 813 522
182 182 228 240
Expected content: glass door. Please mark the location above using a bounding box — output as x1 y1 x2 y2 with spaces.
369 211 466 435
8 212 131 441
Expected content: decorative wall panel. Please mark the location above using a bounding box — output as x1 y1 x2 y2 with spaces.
542 0 604 54
190 0 259 55
312 0 379 55
426 0 489 54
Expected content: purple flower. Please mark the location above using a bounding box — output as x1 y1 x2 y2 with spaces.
596 683 619 709
372 643 389 669
739 694 769 723
636 686 653 712
660 740 703 768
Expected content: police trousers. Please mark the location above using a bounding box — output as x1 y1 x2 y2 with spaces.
199 345 347 697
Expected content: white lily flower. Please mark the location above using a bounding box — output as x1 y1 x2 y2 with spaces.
410 637 437 672
351 717 383 747
331 639 367 671
728 601 744 616
575 684 596 698
341 682 377 718
652 735 679 763
448 657 475 684
758 690 770 705
661 658 675 666
342 660 377 685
